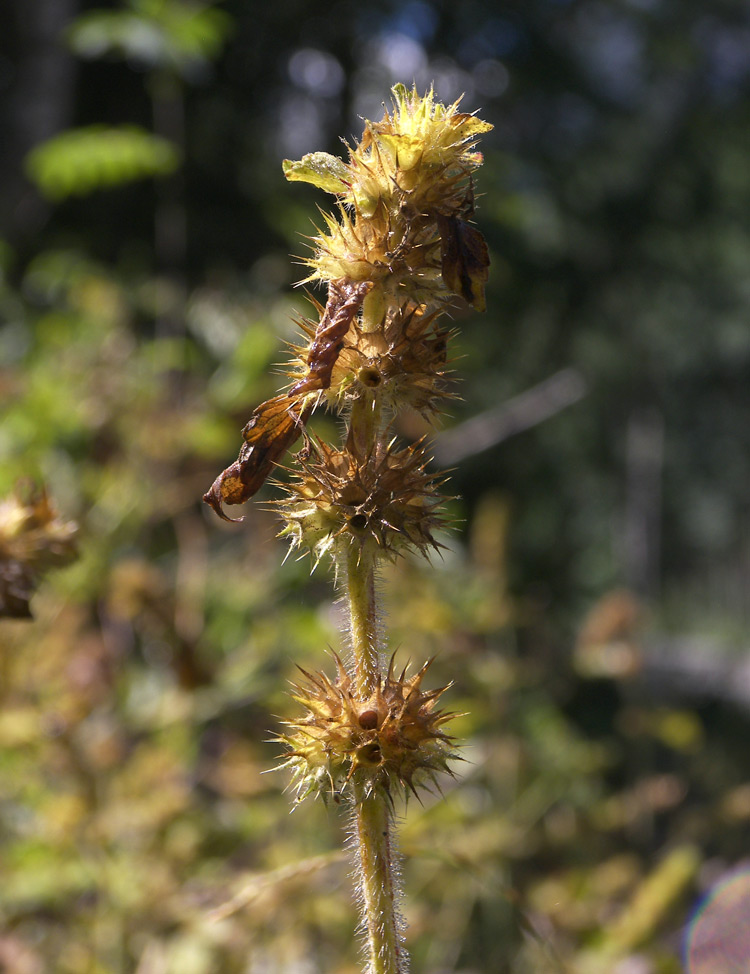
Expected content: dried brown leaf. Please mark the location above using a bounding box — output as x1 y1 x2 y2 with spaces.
289 279 374 395
437 214 490 312
203 395 312 521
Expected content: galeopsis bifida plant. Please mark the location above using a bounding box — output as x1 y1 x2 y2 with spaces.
205 84 491 974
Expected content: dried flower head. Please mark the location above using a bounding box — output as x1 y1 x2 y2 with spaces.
0 484 78 618
288 301 453 418
276 434 448 568
278 654 458 803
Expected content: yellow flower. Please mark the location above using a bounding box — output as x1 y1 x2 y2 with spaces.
284 84 492 304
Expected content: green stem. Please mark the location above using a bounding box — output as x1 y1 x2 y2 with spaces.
344 542 379 697
342 520 404 973
353 791 405 974
349 391 382 458
342 330 404 972
344 388 382 698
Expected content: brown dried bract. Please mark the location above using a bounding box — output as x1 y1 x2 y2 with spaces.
437 214 490 313
288 279 374 395
203 395 312 522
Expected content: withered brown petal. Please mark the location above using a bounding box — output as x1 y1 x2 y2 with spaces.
437 214 490 313
289 278 374 395
203 395 311 521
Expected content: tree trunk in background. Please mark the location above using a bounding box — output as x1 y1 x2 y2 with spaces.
0 0 77 247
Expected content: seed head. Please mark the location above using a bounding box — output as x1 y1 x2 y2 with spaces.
278 654 459 803
206 87 491 523
284 84 492 308
275 434 449 568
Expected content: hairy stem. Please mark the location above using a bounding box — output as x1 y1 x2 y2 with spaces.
344 388 382 698
353 791 405 974
344 542 379 697
349 391 382 455
343 528 404 973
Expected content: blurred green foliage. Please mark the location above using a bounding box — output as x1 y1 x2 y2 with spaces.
3 0 750 971
67 0 233 75
26 127 180 200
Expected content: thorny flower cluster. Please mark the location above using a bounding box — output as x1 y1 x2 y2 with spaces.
205 84 491 805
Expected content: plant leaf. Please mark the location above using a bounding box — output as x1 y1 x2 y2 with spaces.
203 395 312 521
282 153 350 195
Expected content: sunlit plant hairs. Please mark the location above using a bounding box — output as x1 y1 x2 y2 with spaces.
205 84 491 974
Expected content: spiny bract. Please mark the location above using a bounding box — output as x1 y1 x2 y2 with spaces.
274 433 449 569
277 654 459 803
284 83 492 310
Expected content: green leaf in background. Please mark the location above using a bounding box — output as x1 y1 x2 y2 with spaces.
25 126 180 201
66 0 232 74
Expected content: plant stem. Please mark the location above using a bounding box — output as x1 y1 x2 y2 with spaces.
343 523 404 973
344 388 382 699
353 789 404 974
344 542 379 697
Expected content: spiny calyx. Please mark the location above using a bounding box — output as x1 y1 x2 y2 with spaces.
275 432 448 568
288 300 453 418
278 654 459 803
287 83 491 310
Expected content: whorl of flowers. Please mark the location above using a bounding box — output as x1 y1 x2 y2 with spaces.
275 431 449 570
278 654 458 804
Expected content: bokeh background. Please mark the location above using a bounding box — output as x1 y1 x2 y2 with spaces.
3 1 750 972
